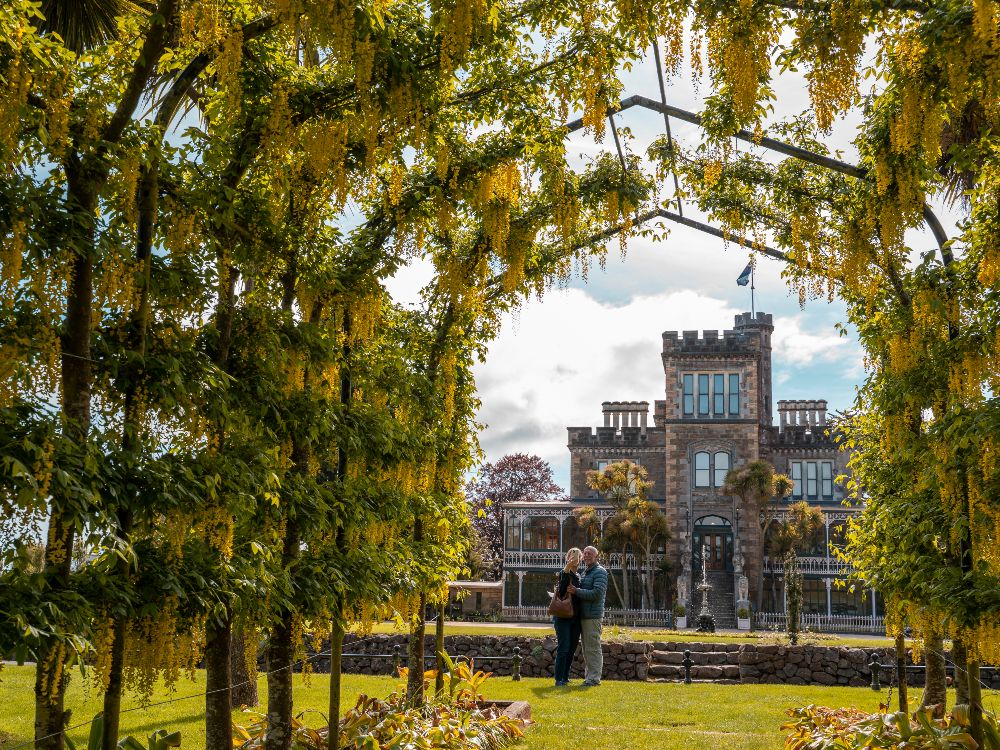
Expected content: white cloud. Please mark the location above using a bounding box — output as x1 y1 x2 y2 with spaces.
771 315 849 366
473 288 741 489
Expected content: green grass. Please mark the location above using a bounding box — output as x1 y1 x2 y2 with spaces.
3 665 996 749
363 621 895 648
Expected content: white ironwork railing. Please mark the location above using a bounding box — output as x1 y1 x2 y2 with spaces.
754 611 884 634
762 556 853 575
503 551 665 570
502 606 672 627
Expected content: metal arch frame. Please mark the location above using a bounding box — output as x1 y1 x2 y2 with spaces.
567 93 950 253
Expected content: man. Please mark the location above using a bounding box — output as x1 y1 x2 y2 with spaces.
567 545 607 686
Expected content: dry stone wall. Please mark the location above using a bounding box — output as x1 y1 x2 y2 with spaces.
293 634 1000 688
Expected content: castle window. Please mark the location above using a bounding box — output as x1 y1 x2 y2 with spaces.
714 452 730 487
683 374 694 416
790 460 835 499
694 451 710 487
821 462 833 497
683 372 741 418
695 451 730 488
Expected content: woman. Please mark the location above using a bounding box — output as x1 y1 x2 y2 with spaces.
552 547 582 686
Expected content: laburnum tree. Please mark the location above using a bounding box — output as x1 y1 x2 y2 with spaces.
636 0 1000 739
1 2 669 750
464 453 567 580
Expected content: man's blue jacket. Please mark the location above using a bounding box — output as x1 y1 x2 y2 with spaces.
575 562 608 619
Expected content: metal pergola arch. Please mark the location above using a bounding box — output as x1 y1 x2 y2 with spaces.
562 89 950 259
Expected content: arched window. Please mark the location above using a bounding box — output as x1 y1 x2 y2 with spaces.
714 452 730 487
694 452 710 487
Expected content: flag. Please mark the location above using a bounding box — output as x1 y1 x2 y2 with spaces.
736 262 753 286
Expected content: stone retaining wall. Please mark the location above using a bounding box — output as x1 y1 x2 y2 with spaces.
307 634 650 681
293 635 999 688
738 644 894 686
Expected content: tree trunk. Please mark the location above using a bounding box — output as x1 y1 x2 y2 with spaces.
434 601 446 697
406 592 427 706
265 617 295 750
967 658 983 749
36 178 96 750
621 559 631 609
205 610 233 750
231 628 258 708
266 520 300 750
33 514 75 750
920 630 947 718
100 600 128 750
326 617 344 750
951 638 969 706
895 633 908 714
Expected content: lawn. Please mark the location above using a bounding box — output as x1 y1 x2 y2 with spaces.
4 664 995 750
364 621 896 648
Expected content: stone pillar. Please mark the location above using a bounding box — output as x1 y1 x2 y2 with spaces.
824 578 832 617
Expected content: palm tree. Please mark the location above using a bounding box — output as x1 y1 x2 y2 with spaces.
39 0 151 53
581 461 669 609
722 460 793 610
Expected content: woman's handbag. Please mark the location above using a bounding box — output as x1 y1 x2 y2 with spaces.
548 589 574 618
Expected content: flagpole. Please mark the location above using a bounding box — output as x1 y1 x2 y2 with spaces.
751 263 756 317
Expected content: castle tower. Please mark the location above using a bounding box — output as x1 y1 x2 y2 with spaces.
660 312 774 619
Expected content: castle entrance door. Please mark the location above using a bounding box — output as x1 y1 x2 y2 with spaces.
692 515 733 573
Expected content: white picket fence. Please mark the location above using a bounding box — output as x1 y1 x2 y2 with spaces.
502 606 672 627
755 611 885 634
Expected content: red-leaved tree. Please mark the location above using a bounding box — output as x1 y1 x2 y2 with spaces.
465 454 567 580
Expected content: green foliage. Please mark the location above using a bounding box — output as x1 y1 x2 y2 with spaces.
233 663 523 750
62 713 180 750
782 703 1000 750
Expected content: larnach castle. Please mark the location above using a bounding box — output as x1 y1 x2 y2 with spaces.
497 312 884 633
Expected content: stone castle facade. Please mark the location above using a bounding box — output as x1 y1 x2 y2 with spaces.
503 312 882 631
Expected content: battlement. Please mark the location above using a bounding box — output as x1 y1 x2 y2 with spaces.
734 311 774 329
662 312 773 355
568 400 660 445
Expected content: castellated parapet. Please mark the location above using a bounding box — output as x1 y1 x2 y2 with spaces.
662 312 774 356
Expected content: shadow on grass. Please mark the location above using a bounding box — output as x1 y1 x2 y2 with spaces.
117 710 204 739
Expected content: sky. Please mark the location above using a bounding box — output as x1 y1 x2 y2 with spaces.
386 41 963 494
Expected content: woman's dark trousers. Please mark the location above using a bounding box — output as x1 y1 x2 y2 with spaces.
553 617 582 683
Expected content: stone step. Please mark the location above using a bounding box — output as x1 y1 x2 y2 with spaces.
651 650 740 666
647 663 741 680
648 678 741 685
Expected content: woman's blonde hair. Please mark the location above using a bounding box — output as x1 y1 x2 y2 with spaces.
564 547 582 572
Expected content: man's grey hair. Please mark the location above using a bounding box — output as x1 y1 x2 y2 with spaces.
583 545 598 555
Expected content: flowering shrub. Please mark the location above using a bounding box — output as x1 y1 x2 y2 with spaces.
783 704 1000 750
235 657 525 750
